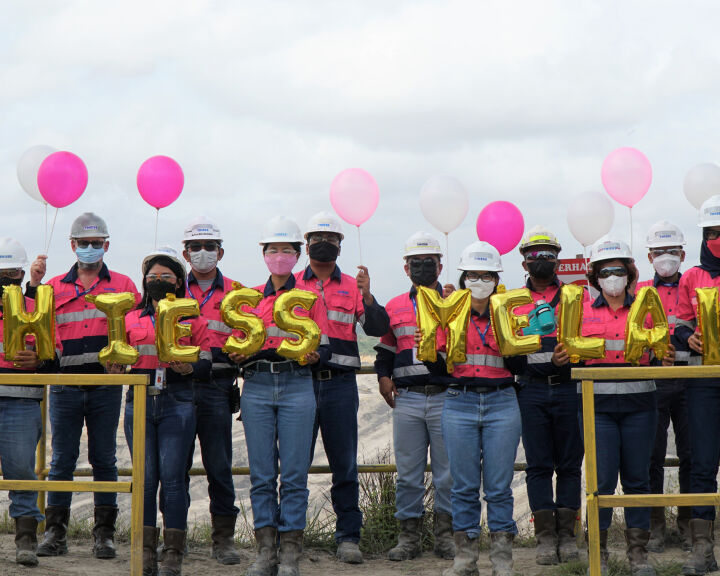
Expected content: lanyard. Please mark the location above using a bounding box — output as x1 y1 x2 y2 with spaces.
74 278 100 299
187 280 216 310
470 316 490 347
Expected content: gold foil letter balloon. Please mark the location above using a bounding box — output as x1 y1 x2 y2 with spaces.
624 286 670 365
415 286 472 373
489 288 541 357
85 292 139 366
155 294 201 363
556 284 605 363
273 289 321 365
696 287 720 365
220 282 266 356
2 284 55 361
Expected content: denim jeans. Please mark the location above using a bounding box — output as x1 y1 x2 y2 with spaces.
190 376 239 517
0 398 43 521
517 380 583 511
686 385 720 520
241 366 316 532
442 387 521 536
47 385 122 507
586 409 657 530
125 386 197 530
309 371 361 542
393 388 452 520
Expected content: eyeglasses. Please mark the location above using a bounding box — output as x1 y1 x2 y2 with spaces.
186 241 220 252
597 266 628 279
466 272 495 282
145 273 177 282
265 247 297 255
650 248 682 258
0 269 23 279
76 240 104 249
524 250 558 261
407 257 438 267
308 234 341 245
704 229 720 241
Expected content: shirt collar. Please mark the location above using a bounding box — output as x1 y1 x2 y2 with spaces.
525 276 561 291
61 262 111 284
591 291 635 309
263 274 296 297
653 271 682 288
409 282 443 299
139 302 155 318
302 264 342 282
471 307 490 319
188 269 225 290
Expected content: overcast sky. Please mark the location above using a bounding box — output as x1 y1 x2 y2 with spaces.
2 0 719 304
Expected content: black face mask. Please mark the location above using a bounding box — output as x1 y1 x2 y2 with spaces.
527 260 556 280
146 281 177 302
0 277 22 298
308 241 340 263
409 258 439 287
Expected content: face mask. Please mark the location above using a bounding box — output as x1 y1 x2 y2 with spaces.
526 260 556 280
0 277 22 298
264 253 297 275
652 254 681 278
707 238 720 259
75 245 105 264
308 241 340 263
465 277 496 299
409 259 438 287
146 281 177 302
190 249 218 274
598 275 628 297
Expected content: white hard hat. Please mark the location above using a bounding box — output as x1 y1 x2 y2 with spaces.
70 212 109 239
646 220 686 248
404 231 443 258
259 216 304 245
0 238 28 270
183 216 222 242
304 211 344 241
698 195 720 228
589 236 633 264
142 245 187 283
458 241 503 272
519 225 562 253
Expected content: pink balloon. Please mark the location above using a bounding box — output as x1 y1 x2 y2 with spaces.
475 201 525 255
600 147 652 208
37 152 88 208
137 156 184 209
329 168 379 226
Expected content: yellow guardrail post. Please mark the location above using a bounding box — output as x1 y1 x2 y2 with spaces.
580 378 601 576
130 377 146 575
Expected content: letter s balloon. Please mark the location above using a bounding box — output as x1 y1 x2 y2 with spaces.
220 282 266 356
273 289 321 365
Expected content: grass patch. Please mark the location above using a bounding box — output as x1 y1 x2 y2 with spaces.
545 558 683 576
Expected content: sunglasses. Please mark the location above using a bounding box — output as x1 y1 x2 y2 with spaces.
186 241 220 252
0 269 23 279
308 234 341 245
704 229 720 241
524 250 558 261
76 240 104 249
597 266 628 279
407 257 437 267
145 273 177 282
649 248 682 258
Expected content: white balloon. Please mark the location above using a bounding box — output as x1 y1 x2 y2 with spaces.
17 145 56 203
419 175 469 234
566 191 614 247
684 163 720 209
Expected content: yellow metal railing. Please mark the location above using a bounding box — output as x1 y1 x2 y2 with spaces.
572 365 720 576
0 374 149 576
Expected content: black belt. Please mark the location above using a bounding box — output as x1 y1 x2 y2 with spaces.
453 382 514 394
525 375 567 386
213 369 238 379
402 385 446 395
244 360 298 374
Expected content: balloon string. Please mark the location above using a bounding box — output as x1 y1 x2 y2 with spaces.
445 233 450 285
357 225 363 266
154 208 159 249
629 205 633 254
583 245 591 291
44 203 48 255
45 208 58 255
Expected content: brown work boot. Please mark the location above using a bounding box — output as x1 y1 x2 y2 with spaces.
434 512 455 559
678 506 692 552
489 532 520 576
647 505 666 553
442 532 479 576
585 530 609 576
682 519 718 575
93 506 118 559
388 517 422 561
556 508 580 563
37 505 70 556
625 528 656 576
533 509 558 565
336 541 363 564
246 526 278 576
277 530 303 576
143 526 160 576
15 516 39 567
211 514 242 565
159 528 185 576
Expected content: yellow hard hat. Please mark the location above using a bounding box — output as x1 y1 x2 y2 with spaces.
519 225 561 254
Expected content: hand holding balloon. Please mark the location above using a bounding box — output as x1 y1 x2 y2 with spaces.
688 332 703 354
30 255 47 287
13 349 40 370
551 342 570 367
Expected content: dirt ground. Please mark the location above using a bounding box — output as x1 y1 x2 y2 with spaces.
0 535 689 576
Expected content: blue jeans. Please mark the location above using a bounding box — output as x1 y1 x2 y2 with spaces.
686 385 720 520
310 371 361 542
125 386 197 530
393 388 452 520
0 398 43 521
517 380 583 511
47 385 122 507
190 377 239 517
442 387 521 536
587 410 657 530
241 366 316 532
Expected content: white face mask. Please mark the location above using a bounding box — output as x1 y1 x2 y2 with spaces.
652 254 681 278
598 275 628 297
190 249 218 274
465 277 496 299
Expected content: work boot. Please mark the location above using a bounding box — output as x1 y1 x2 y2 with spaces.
678 506 692 552
682 519 718 575
442 532 479 576
388 517 422 561
647 505 666 553
15 516 39 567
533 509 558 565
277 530 303 576
434 512 455 559
246 526 278 576
143 526 160 576
336 541 363 564
585 530 609 576
489 532 519 576
93 506 118 559
210 514 242 565
557 508 580 563
625 528 656 576
159 528 185 576
37 505 70 556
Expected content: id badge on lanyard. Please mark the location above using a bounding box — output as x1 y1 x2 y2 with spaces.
410 296 423 365
154 367 166 390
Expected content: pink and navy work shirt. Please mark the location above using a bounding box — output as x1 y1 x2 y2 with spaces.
46 263 140 373
295 265 389 372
